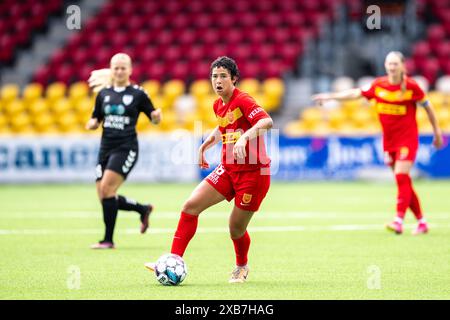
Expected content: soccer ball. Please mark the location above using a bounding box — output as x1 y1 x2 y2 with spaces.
154 253 187 286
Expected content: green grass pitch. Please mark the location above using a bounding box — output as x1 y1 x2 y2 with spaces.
1 181 450 300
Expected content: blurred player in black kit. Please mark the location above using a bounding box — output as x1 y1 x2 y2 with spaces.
86 53 162 249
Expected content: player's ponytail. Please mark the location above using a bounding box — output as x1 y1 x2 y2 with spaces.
88 68 113 93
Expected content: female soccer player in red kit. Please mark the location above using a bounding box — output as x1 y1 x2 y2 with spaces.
312 51 443 235
146 56 273 282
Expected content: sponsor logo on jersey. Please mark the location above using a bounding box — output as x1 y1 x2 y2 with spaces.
217 108 243 127
399 147 409 160
104 104 125 115
221 131 242 144
376 102 407 115
375 87 413 102
123 95 134 106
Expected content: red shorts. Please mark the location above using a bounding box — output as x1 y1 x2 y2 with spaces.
205 164 271 212
384 145 418 166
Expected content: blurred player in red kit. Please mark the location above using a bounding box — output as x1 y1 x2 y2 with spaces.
313 51 443 235
146 56 273 282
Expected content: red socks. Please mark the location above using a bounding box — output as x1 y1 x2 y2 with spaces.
409 188 423 220
395 173 412 219
395 173 424 221
171 212 198 257
232 231 251 267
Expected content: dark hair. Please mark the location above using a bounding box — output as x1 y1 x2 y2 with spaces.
210 56 240 84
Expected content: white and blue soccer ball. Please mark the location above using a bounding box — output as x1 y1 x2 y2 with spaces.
155 253 187 286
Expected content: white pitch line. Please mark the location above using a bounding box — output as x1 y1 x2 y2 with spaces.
0 224 449 235
2 211 450 220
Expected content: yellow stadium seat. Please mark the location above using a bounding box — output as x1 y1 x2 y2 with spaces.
0 113 8 128
10 113 32 133
162 80 185 107
1 84 20 105
190 80 212 100
262 78 284 98
74 96 94 114
283 120 308 137
56 112 79 132
23 83 43 106
5 100 26 117
28 99 49 117
197 93 217 114
416 107 428 127
437 108 450 127
52 98 73 116
312 122 332 136
151 94 170 110
159 110 177 131
326 109 347 129
33 113 55 133
352 109 373 128
239 78 260 96
136 113 153 132
301 107 323 129
427 91 445 110
46 82 67 106
69 82 89 104
141 80 160 97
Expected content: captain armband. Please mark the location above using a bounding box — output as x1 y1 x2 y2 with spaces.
418 99 430 108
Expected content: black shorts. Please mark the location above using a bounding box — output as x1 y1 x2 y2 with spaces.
96 147 139 181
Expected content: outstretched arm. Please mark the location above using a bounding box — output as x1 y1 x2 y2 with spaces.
198 126 222 169
422 102 443 149
311 88 363 105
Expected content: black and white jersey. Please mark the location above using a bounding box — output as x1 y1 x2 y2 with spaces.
92 84 155 150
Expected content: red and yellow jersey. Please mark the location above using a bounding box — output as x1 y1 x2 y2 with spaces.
361 76 427 151
213 88 271 172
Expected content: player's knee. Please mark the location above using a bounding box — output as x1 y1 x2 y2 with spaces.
229 224 245 239
99 181 116 199
181 198 201 215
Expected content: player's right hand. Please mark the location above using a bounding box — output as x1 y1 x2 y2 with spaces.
311 93 329 106
198 148 209 169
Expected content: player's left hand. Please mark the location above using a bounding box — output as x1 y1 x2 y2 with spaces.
151 109 162 124
433 133 444 149
233 137 247 160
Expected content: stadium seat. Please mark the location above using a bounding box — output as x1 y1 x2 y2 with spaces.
141 80 161 98
5 100 26 117
33 113 55 133
28 99 49 117
1 84 20 105
190 79 212 100
162 80 186 108
9 113 32 133
239 79 261 97
22 83 43 107
45 82 67 106
52 98 73 117
331 77 355 92
435 76 450 94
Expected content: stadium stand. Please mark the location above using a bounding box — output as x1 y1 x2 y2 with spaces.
0 0 449 136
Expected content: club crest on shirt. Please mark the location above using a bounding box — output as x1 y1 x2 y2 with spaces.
122 94 133 106
227 110 235 124
399 147 409 159
242 193 252 204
